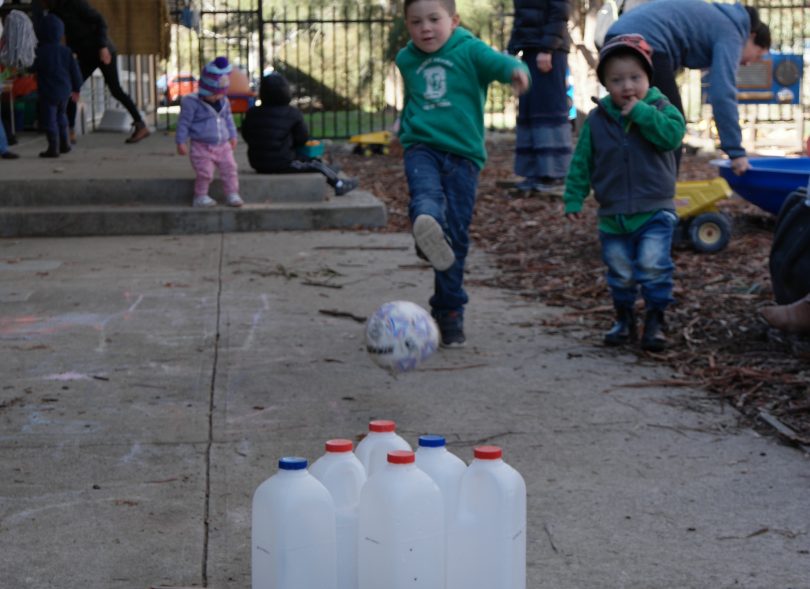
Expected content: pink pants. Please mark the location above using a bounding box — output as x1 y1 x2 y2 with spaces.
190 140 240 197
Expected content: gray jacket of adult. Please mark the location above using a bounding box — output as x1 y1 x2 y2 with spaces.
507 0 572 54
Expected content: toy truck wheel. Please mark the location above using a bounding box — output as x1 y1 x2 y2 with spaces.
688 212 731 253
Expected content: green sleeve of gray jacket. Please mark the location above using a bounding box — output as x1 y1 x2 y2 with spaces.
563 118 593 214
628 100 685 152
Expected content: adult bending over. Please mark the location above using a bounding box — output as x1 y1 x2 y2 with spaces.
33 0 150 143
607 0 770 175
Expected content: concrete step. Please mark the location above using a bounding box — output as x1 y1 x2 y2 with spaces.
0 191 387 238
0 132 388 235
0 174 330 206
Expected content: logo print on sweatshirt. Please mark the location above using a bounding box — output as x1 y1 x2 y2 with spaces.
422 66 447 101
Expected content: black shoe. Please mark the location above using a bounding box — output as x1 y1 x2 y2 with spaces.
641 309 667 352
1 151 20 159
59 136 72 154
604 305 637 346
334 177 358 196
433 309 466 348
41 135 59 158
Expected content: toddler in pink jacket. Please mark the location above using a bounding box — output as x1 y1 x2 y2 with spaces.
176 56 243 208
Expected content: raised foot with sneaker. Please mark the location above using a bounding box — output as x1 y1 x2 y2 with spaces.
126 121 150 144
413 215 455 271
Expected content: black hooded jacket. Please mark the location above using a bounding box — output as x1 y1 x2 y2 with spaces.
241 74 309 173
35 0 114 54
507 0 572 54
32 13 83 103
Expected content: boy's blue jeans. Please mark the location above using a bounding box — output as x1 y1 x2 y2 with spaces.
599 210 677 311
404 144 480 314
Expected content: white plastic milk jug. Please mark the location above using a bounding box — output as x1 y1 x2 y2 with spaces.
358 450 445 589
252 457 337 589
414 434 467 527
447 445 527 589
309 439 367 589
354 419 411 475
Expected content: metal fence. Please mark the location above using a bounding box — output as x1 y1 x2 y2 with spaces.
159 2 523 136
155 0 808 147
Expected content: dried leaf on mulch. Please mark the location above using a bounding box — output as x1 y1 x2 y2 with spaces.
332 137 810 442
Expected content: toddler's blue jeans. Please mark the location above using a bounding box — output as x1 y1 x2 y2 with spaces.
404 144 480 314
599 210 677 310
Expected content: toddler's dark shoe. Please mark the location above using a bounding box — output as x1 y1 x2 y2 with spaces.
1 151 20 159
641 309 667 352
604 305 637 346
413 215 454 271
334 178 358 196
433 309 466 348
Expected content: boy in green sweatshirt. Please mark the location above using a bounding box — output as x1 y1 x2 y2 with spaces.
396 0 529 347
563 34 685 351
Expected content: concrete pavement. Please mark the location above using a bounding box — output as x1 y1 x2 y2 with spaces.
0 230 808 589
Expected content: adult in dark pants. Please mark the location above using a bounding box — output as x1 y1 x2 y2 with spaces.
33 0 150 144
606 0 770 175
507 0 573 193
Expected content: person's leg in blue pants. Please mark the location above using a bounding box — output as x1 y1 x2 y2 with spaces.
404 144 479 346
0 118 19 159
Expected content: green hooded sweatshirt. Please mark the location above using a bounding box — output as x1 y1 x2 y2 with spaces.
396 27 528 169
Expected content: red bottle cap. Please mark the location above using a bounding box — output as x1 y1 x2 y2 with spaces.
388 450 415 464
325 439 353 453
369 419 396 432
474 445 503 460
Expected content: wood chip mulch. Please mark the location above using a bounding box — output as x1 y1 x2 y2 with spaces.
332 137 810 446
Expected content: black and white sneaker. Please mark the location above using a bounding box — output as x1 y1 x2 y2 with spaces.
433 310 466 348
413 215 454 271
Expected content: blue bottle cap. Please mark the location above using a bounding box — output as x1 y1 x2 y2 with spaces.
418 435 446 448
278 457 308 470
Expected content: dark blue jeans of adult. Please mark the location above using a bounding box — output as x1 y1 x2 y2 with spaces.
599 210 678 311
404 144 480 314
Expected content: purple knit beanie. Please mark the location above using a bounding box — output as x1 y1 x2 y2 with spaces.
198 56 232 97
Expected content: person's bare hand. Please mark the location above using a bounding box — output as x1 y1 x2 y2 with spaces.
730 156 750 176
621 97 639 117
511 69 530 96
176 143 188 156
229 138 237 150
536 52 552 73
70 91 80 103
565 211 583 223
99 47 112 65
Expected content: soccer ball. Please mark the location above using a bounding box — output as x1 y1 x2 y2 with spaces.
365 301 440 373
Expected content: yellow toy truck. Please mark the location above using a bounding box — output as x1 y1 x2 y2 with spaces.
674 177 733 253
349 131 392 156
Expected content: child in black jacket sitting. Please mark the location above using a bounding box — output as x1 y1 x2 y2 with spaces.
241 73 358 196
